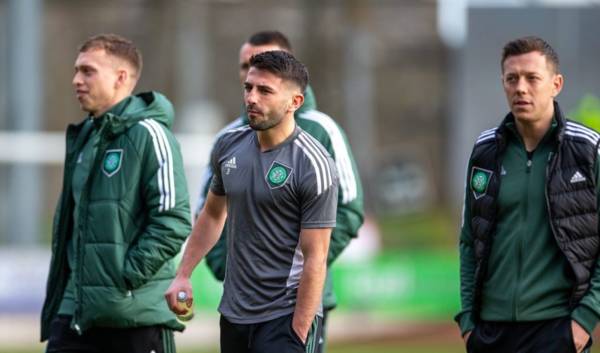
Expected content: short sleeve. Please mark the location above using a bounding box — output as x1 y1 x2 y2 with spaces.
300 156 338 229
209 137 226 196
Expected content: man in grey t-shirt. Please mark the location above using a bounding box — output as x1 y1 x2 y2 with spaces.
166 51 338 353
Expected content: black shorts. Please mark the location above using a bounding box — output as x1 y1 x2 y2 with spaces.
220 313 323 353
46 315 175 353
467 316 592 353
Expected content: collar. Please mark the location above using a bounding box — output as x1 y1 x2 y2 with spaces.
91 96 133 129
496 101 566 149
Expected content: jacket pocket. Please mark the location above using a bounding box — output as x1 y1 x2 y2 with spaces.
82 242 129 290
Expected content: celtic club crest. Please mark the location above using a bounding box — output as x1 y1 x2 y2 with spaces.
470 166 493 200
102 149 123 177
266 161 292 188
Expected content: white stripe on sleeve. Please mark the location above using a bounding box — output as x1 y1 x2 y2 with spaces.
139 119 173 212
148 119 176 210
294 140 323 195
299 132 333 189
298 132 332 192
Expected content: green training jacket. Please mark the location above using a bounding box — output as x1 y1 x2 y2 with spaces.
198 86 365 309
457 120 600 336
41 92 192 341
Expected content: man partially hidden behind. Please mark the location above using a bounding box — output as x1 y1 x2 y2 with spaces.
41 34 191 353
457 36 600 353
166 51 338 353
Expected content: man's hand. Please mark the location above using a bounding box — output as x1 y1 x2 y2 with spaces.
463 330 472 345
292 316 309 344
571 320 590 353
292 228 331 345
164 276 193 315
163 191 227 316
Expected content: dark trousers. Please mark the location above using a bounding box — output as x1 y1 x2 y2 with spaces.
220 313 323 353
46 315 175 353
467 317 592 353
316 309 328 353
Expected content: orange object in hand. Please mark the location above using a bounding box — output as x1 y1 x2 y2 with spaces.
176 291 194 322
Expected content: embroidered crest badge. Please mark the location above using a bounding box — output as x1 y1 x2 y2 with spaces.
470 166 493 200
102 149 123 177
266 161 293 188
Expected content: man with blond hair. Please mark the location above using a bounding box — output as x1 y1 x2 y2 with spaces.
41 34 191 353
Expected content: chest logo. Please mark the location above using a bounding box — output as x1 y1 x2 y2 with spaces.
470 166 493 200
224 156 237 175
102 149 123 177
570 171 587 184
266 161 293 188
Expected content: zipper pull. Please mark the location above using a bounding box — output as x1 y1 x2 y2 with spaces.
526 159 532 173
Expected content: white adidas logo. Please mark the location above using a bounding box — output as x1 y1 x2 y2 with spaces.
224 156 237 169
570 171 586 184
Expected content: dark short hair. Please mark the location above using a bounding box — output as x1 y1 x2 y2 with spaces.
79 33 143 77
247 31 292 51
249 51 308 92
501 36 559 73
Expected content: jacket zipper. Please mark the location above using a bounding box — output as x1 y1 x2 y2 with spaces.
64 124 86 335
513 155 532 320
73 208 84 335
73 133 108 335
47 125 80 334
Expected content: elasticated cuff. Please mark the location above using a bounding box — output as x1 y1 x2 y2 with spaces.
454 310 475 336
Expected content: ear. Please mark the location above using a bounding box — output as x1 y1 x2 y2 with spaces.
552 73 564 98
289 92 304 113
115 68 128 89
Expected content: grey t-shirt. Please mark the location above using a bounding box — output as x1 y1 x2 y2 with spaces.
210 125 338 324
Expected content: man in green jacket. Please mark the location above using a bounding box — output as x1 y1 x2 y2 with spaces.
194 31 364 353
457 36 600 353
41 34 191 353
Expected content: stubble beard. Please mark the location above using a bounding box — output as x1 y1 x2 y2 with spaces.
249 111 284 131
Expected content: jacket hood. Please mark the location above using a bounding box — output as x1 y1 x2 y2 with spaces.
301 85 317 113
97 91 175 139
